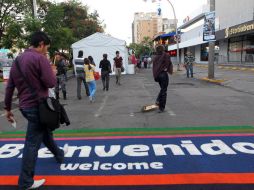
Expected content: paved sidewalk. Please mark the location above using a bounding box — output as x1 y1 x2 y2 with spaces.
179 64 254 95
1 65 254 103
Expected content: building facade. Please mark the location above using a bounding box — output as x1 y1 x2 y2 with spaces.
133 12 162 43
216 0 254 64
168 0 254 65
132 12 176 44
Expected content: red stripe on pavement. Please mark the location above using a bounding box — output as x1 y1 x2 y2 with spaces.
1 173 254 186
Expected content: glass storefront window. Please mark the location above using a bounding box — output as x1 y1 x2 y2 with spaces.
242 35 254 63
228 41 242 62
228 35 254 64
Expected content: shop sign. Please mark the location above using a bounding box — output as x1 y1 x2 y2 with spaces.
225 21 254 38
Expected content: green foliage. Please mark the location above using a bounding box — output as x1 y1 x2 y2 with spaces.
0 0 104 54
128 36 154 58
1 21 23 49
0 0 27 44
61 0 103 39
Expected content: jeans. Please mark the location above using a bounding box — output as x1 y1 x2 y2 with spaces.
156 72 169 111
55 74 66 99
76 73 90 98
115 68 121 84
101 71 110 90
18 107 64 189
186 64 193 78
87 80 96 99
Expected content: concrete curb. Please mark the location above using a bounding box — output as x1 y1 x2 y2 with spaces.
199 77 226 85
195 64 254 72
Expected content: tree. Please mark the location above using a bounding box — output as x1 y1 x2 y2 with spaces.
128 36 154 58
0 0 27 43
42 3 75 55
61 0 104 39
0 0 104 54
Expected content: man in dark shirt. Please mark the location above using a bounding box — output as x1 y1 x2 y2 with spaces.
113 51 123 85
55 52 67 100
99 54 111 91
4 31 68 189
152 45 173 113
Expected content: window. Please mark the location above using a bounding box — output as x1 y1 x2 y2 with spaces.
200 44 209 61
242 35 254 63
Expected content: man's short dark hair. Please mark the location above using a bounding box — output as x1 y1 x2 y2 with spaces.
78 50 83 58
116 51 119 54
155 45 165 54
30 31 51 48
103 54 107 59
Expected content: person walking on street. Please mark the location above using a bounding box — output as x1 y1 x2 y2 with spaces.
55 52 67 100
4 31 68 190
84 58 97 102
130 51 138 73
88 55 96 66
152 45 173 113
99 54 111 91
184 51 195 78
74 50 90 99
143 57 148 69
113 51 123 85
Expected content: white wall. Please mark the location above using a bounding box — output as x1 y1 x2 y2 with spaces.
216 0 254 29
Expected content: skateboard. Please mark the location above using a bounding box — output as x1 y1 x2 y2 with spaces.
141 104 159 112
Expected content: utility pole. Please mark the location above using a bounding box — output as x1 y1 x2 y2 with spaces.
32 0 38 18
208 0 215 79
166 0 180 71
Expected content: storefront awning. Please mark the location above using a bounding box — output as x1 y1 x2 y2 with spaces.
154 32 176 41
160 32 176 38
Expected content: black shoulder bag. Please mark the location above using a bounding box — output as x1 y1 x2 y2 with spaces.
15 58 70 131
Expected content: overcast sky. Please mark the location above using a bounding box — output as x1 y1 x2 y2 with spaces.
56 0 207 44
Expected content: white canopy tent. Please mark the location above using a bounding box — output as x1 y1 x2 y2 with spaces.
71 32 128 74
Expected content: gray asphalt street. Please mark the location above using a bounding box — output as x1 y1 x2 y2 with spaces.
1 67 254 132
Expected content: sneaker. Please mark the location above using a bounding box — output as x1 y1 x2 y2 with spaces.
89 96 93 103
157 109 165 113
27 179 45 189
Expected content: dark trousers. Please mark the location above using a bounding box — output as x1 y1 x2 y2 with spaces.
101 71 110 90
186 64 193 78
156 72 169 111
144 61 148 68
77 74 90 98
18 107 63 189
55 74 66 99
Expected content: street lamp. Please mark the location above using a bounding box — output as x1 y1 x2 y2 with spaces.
144 0 180 70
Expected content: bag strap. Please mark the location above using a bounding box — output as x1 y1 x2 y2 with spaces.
15 57 38 99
